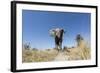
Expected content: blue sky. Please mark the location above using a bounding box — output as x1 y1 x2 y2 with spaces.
22 10 91 49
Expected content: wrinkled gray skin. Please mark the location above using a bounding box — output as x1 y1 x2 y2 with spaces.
50 28 65 51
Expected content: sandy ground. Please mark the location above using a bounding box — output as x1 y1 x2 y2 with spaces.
54 51 69 61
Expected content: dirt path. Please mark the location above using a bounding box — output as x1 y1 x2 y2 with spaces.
54 51 69 61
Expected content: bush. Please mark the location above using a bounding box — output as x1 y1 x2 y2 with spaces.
22 49 58 63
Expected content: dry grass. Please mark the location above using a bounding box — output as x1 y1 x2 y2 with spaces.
64 40 91 60
22 49 58 63
22 40 91 62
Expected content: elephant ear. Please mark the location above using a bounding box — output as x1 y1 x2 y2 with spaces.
49 29 56 37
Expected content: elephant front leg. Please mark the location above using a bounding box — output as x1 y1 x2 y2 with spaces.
59 42 62 51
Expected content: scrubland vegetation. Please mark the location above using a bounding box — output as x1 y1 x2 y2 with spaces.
22 49 58 62
22 34 91 63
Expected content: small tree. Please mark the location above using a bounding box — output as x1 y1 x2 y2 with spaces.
76 34 83 46
32 48 38 51
24 43 31 50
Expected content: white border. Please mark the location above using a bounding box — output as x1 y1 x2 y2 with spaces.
16 4 96 70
